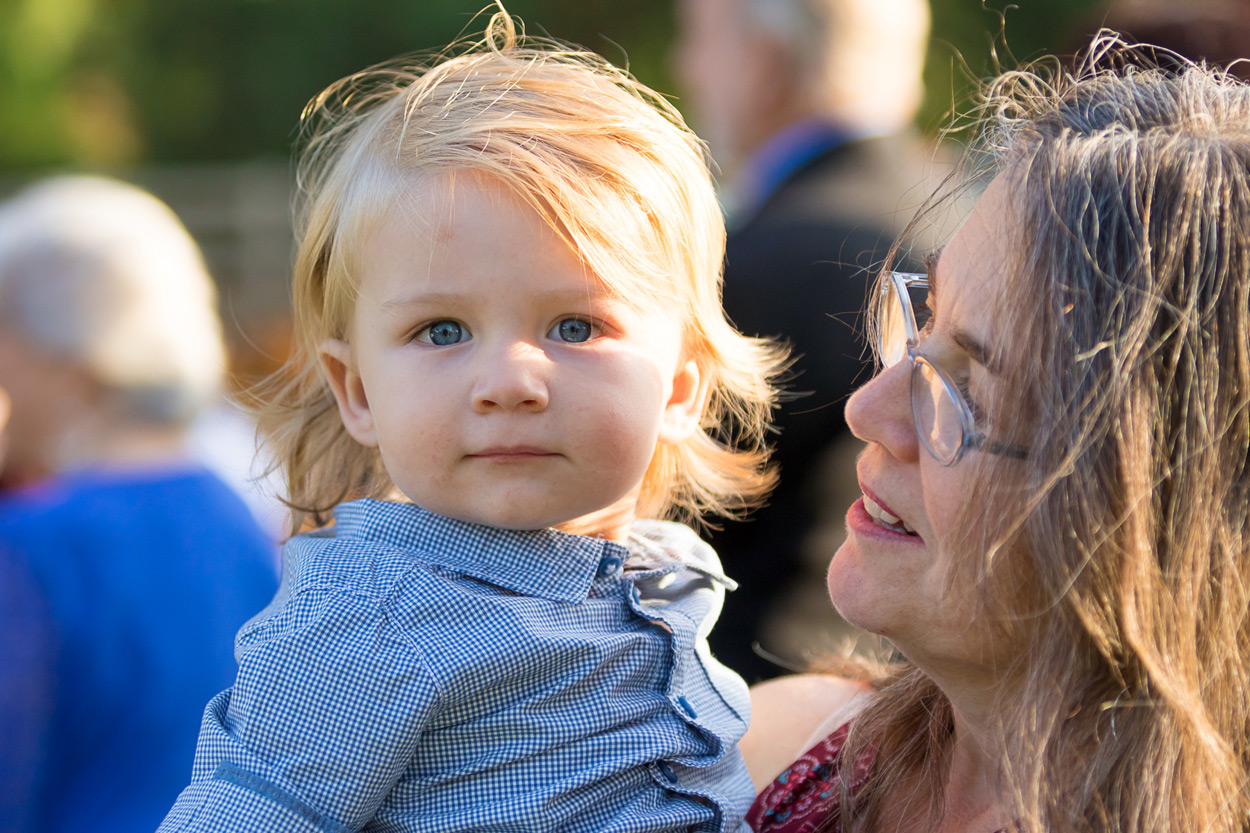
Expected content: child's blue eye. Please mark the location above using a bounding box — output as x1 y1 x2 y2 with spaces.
417 320 471 346
550 317 596 343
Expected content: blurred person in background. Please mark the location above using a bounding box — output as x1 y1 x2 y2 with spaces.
672 0 952 680
0 176 279 833
0 386 8 468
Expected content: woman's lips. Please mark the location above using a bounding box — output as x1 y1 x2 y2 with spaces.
863 494 915 534
847 498 923 542
852 482 920 539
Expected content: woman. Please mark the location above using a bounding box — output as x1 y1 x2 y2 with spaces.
0 177 279 833
742 41 1250 833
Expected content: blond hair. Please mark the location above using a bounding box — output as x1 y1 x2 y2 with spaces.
258 8 786 532
836 36 1250 833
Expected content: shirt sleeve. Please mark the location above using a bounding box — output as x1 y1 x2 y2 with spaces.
0 544 56 833
159 586 442 833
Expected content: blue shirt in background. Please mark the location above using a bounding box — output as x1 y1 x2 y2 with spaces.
0 467 280 833
159 499 755 832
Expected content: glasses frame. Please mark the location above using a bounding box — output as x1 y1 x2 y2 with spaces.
880 271 1028 466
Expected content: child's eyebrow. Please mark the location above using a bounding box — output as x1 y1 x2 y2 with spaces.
379 287 612 312
380 291 465 312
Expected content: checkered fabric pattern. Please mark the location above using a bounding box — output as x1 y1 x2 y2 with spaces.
158 499 755 832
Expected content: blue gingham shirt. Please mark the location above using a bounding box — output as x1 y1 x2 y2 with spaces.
159 500 754 832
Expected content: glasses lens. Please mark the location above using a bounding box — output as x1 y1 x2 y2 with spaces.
907 283 931 334
878 281 909 366
911 359 965 464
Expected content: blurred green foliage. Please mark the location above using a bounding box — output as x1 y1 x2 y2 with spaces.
0 0 1109 171
922 0 1111 134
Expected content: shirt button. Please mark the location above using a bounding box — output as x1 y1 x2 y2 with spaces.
656 760 678 783
676 695 698 719
597 553 623 579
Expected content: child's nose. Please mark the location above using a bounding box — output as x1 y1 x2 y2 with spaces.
471 341 550 413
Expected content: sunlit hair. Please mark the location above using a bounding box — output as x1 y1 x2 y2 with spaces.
836 35 1250 833
0 175 225 424
736 0 929 132
258 8 786 532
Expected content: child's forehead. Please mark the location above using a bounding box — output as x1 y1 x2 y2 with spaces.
394 170 526 226
356 173 591 287
346 166 690 321
360 170 566 256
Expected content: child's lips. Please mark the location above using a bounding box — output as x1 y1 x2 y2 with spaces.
468 446 559 460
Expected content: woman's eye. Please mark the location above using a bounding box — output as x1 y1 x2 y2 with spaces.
955 378 986 425
549 317 597 343
416 320 471 346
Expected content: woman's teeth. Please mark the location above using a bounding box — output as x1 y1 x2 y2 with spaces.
863 495 916 535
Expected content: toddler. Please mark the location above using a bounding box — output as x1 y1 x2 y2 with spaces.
160 9 786 832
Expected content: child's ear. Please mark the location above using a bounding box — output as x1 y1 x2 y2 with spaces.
658 358 705 445
319 338 379 447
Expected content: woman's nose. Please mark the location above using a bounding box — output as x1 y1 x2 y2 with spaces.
471 341 550 413
844 359 920 462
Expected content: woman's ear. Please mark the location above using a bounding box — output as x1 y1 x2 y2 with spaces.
658 358 706 445
319 338 378 447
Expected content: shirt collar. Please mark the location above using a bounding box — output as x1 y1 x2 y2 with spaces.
627 519 737 590
730 119 869 226
330 499 630 605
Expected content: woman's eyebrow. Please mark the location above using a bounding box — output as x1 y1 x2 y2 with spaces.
927 246 1001 373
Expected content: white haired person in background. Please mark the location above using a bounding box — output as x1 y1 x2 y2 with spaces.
672 0 950 682
0 176 279 833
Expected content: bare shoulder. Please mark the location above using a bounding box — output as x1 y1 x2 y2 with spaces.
740 674 871 793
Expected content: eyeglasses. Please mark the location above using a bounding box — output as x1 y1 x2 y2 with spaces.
878 271 1028 466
